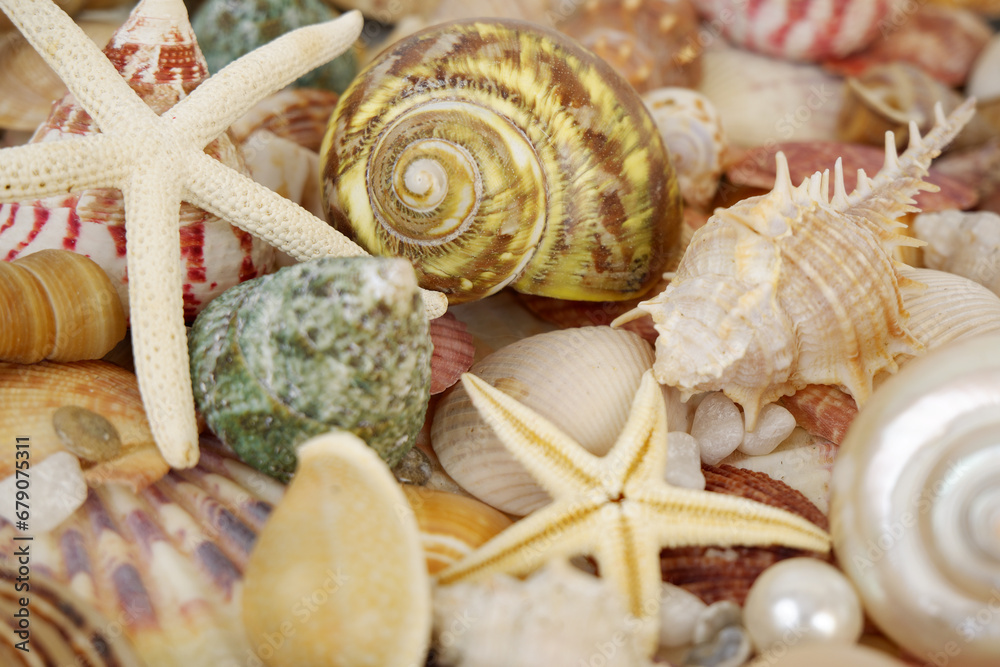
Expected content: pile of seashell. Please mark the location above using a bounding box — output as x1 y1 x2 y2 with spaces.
3 0 1000 666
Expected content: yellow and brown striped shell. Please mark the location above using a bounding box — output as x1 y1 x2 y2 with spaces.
321 19 682 304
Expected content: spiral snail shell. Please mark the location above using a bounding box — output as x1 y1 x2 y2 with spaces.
830 334 1000 667
321 19 682 304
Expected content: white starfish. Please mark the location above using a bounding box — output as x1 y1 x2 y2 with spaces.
0 0 448 469
438 370 831 654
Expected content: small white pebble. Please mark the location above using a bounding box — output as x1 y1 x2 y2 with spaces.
665 432 706 490
739 403 797 456
0 452 87 534
690 392 744 465
660 582 709 647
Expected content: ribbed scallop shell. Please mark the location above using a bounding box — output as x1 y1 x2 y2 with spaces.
692 0 892 62
554 0 702 93
231 87 340 153
0 249 125 363
430 326 655 515
0 0 275 320
0 566 144 665
0 360 168 490
322 19 682 304
626 101 975 429
429 312 475 395
642 87 725 210
0 440 282 666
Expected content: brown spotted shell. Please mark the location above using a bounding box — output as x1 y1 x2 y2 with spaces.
322 19 682 304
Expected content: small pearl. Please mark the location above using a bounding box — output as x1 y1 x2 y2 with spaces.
743 558 863 653
748 643 907 666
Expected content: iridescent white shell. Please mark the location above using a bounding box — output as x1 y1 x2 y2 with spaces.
619 101 975 429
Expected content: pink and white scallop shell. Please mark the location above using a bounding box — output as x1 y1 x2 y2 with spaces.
0 2 275 320
692 0 893 62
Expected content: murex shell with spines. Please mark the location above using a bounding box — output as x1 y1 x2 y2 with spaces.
623 100 976 430
321 19 682 304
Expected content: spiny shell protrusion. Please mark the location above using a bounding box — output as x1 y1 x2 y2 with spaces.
620 100 976 429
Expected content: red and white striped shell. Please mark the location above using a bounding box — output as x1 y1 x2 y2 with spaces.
620 101 976 429
692 0 893 62
0 1 275 319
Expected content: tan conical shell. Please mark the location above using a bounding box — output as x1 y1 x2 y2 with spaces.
402 485 512 574
0 360 168 490
431 326 656 515
0 250 125 363
242 431 431 667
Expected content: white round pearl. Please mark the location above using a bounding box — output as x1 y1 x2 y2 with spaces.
743 557 863 653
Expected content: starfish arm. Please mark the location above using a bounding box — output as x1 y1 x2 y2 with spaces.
123 163 200 470
0 0 156 135
0 136 127 201
603 370 669 491
183 153 447 318
629 482 831 554
436 494 605 585
593 502 666 655
460 373 608 498
168 11 364 148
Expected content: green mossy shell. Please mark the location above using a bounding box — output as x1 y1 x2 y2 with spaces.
189 257 432 482
191 0 359 93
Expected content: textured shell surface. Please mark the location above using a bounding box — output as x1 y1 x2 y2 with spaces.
915 211 1000 297
0 0 276 320
189 256 432 482
191 0 358 93
830 333 1000 666
555 0 702 93
322 19 682 304
0 249 126 364
642 87 725 210
627 101 976 429
821 4 993 88
692 0 892 62
0 439 284 666
697 46 846 148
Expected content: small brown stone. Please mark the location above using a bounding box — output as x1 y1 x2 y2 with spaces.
52 405 123 463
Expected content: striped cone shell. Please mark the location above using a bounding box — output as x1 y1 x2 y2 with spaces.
692 0 893 62
0 0 275 320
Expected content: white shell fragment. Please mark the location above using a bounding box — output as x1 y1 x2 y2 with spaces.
0 451 86 533
432 562 653 667
738 404 797 456
666 432 706 491
659 582 710 648
914 210 1000 297
690 393 744 465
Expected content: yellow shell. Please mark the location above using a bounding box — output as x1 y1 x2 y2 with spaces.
321 19 682 304
0 249 126 363
621 101 976 429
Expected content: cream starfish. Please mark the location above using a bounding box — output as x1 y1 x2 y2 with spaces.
0 0 448 469
437 370 831 654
